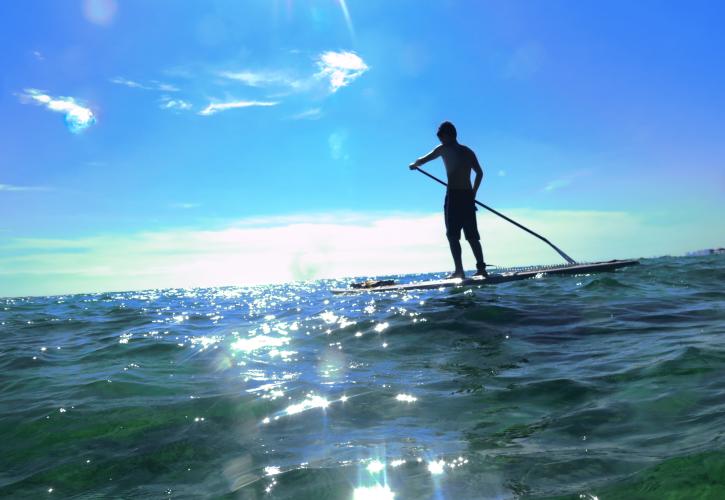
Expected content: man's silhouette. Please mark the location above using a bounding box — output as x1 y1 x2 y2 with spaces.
409 121 487 279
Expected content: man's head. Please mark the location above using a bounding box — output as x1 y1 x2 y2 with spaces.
437 121 457 144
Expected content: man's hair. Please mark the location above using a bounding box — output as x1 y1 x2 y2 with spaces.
437 121 457 140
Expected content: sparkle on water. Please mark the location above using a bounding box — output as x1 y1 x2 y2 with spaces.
1 256 724 498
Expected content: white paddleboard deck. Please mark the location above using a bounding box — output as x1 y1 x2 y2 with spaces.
331 259 638 294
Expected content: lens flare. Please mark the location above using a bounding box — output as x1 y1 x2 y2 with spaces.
82 0 117 26
336 0 355 39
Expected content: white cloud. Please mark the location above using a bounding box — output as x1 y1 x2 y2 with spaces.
160 96 192 111
219 70 304 90
290 108 322 120
215 50 368 100
198 100 278 116
2 208 718 297
111 77 180 92
544 178 571 192
32 50 44 61
0 184 51 192
20 89 96 133
110 77 147 89
316 51 369 92
543 170 591 192
153 81 180 92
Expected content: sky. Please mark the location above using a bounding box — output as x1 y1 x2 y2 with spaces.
1 0 724 297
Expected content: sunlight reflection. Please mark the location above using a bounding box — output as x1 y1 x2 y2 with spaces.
231 335 289 352
427 459 445 475
189 335 220 350
319 311 338 324
366 459 384 474
395 393 417 403
353 484 395 500
264 466 281 476
284 395 329 416
262 393 354 424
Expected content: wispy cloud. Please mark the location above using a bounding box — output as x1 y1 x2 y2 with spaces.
219 50 368 96
154 81 180 92
218 70 304 90
111 77 179 92
290 107 322 120
543 170 592 192
544 178 572 192
198 100 278 116
110 77 147 89
160 96 192 111
169 202 200 209
32 50 44 61
19 89 96 133
106 50 368 122
316 51 368 92
0 183 51 192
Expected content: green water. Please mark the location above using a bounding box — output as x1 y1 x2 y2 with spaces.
1 255 724 498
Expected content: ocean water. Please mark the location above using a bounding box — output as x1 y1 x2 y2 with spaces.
1 255 724 499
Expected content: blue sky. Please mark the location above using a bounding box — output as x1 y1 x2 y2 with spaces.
1 0 724 296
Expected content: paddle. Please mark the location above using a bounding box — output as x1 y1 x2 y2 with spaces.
412 166 576 264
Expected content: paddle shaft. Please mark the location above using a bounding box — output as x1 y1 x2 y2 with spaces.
414 166 576 264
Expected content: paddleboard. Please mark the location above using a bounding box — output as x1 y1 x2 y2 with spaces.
331 259 638 294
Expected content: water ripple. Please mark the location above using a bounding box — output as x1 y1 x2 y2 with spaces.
1 255 724 497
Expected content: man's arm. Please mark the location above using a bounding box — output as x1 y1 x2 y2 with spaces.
471 149 483 194
409 145 442 170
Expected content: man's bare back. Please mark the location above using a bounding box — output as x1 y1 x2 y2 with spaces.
412 143 483 191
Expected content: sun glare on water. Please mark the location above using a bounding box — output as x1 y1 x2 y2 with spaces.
353 484 395 500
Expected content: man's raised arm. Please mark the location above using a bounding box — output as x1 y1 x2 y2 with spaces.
409 146 442 170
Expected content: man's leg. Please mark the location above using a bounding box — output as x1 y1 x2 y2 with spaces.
468 238 486 274
444 193 465 277
448 236 464 276
462 194 485 274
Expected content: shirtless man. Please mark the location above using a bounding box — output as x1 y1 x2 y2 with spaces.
409 121 487 279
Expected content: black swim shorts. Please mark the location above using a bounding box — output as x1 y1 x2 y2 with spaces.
444 189 480 241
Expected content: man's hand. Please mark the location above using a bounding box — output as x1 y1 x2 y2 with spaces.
408 162 419 170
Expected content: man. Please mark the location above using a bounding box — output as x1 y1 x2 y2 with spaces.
409 121 487 279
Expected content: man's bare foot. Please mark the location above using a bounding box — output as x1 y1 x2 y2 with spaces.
473 269 488 278
446 270 465 279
